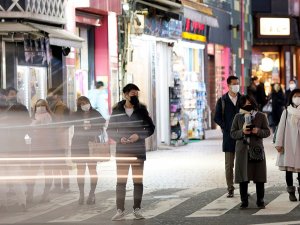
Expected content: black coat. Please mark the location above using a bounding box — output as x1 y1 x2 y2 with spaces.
214 93 241 152
271 90 285 126
71 108 105 159
107 100 155 161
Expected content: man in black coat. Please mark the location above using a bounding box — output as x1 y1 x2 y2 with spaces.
214 76 241 198
108 83 155 221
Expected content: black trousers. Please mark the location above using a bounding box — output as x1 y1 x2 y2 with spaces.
240 182 264 204
286 171 300 186
116 160 144 211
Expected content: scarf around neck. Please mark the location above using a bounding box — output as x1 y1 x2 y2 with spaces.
287 105 300 126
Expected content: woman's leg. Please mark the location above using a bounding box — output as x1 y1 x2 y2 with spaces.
77 163 86 204
256 182 265 208
239 182 248 209
86 162 98 204
286 171 297 201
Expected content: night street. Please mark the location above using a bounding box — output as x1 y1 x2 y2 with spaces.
1 130 299 225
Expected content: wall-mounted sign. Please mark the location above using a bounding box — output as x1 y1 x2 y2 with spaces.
182 18 208 42
259 17 290 36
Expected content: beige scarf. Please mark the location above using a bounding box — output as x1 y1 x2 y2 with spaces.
287 105 300 126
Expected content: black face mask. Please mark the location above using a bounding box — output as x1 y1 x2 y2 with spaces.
130 96 139 106
242 104 254 112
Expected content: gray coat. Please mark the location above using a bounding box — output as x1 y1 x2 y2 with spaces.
231 112 270 183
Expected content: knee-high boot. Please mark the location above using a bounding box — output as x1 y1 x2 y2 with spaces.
239 182 248 209
256 182 265 208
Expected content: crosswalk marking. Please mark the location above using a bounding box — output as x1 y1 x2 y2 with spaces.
250 220 300 225
253 193 299 215
186 186 256 217
0 192 79 224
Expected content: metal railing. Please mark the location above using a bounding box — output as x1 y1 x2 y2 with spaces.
0 0 66 24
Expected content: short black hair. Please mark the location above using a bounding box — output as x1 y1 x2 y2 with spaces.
238 95 258 110
227 76 239 85
95 81 104 89
287 88 300 107
6 87 17 95
122 83 140 93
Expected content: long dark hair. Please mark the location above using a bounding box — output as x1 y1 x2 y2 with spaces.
287 88 300 107
238 95 258 110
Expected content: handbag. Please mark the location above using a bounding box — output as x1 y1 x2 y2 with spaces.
88 130 110 162
248 145 265 161
262 100 272 113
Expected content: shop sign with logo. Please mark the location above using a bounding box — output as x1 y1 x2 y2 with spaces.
144 17 182 39
259 17 291 37
182 18 207 42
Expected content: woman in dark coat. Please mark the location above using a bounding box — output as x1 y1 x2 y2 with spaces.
271 83 285 132
71 96 105 205
231 95 270 209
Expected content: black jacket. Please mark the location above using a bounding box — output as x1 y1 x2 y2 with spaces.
71 108 105 158
214 93 241 152
107 100 155 160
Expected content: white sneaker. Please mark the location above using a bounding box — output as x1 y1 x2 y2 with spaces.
111 209 125 221
133 208 145 220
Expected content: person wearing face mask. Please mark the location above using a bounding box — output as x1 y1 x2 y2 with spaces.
285 80 297 106
107 83 155 221
231 95 270 209
214 76 241 198
271 83 286 133
275 89 300 202
46 88 71 193
27 99 55 203
71 96 105 205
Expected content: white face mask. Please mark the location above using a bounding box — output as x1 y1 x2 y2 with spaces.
230 85 240 94
36 106 47 114
292 97 300 106
81 104 91 112
289 83 296 91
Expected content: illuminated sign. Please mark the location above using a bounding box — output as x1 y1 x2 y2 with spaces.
259 17 290 36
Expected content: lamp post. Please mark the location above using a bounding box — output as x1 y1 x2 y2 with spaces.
240 0 245 94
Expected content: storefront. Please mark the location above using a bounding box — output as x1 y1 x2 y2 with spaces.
252 15 300 92
0 22 84 114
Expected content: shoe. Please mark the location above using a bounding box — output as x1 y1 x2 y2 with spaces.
111 209 125 221
227 190 234 198
78 195 84 205
257 201 265 209
86 193 95 205
133 208 145 220
239 202 248 209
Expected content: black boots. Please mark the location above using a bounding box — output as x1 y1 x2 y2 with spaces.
239 182 248 209
256 182 265 209
287 186 297 202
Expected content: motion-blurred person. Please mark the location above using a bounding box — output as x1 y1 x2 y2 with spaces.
231 95 270 209
256 78 267 111
27 99 55 203
275 89 300 201
285 80 297 106
214 76 241 198
271 83 286 133
108 84 155 221
0 93 31 211
247 76 258 102
47 88 70 193
71 96 105 205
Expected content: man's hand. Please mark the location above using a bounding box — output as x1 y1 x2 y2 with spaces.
128 134 139 143
275 146 284 153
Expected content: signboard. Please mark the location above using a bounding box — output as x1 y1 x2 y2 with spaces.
259 17 291 36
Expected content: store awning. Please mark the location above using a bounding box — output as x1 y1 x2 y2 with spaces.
182 0 219 28
27 23 85 48
0 22 38 34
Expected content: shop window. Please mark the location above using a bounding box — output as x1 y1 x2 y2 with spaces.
252 51 280 95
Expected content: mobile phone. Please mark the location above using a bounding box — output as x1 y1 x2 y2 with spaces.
246 124 255 130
